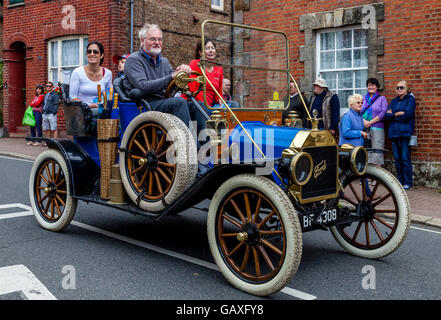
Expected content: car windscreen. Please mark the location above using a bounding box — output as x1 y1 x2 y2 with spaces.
200 20 290 111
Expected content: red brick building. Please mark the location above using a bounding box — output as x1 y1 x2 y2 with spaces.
2 0 233 137
239 0 441 187
2 0 441 187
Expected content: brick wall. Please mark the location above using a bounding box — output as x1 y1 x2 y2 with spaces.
131 0 232 68
2 0 232 134
2 0 127 134
241 0 441 167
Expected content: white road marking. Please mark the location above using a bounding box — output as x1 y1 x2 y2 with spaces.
410 225 441 234
0 264 56 300
0 203 32 211
71 221 317 300
0 211 34 220
281 287 317 300
0 204 33 220
0 155 34 163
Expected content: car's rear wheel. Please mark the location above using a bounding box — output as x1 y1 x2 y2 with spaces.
207 174 302 296
330 166 411 259
29 149 77 231
120 111 197 212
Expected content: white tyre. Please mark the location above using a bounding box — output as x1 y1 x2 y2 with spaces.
120 111 198 212
207 174 302 296
29 149 78 231
330 166 411 259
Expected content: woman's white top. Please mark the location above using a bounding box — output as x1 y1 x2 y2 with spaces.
69 66 112 105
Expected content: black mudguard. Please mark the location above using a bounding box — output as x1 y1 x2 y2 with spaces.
27 137 100 197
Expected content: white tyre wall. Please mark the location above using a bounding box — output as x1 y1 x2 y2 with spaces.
207 174 303 296
120 111 198 212
29 149 78 231
330 166 411 259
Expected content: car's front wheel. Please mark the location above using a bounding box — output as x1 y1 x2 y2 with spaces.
207 174 302 296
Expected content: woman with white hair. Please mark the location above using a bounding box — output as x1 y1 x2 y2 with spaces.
338 93 369 147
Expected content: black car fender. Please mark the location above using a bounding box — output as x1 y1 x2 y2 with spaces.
40 138 100 197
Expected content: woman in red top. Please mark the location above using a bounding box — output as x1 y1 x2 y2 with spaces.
27 84 45 146
185 39 223 115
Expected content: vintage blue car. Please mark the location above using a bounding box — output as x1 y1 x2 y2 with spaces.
28 20 411 296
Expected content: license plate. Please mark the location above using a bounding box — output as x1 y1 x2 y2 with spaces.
301 208 338 229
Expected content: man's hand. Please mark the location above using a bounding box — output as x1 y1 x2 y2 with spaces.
395 111 405 117
172 64 192 79
330 129 335 136
361 131 369 139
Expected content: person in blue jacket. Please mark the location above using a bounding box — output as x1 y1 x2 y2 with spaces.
385 80 416 190
339 93 371 195
339 93 369 147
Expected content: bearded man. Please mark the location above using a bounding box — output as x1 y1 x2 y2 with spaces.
124 23 204 129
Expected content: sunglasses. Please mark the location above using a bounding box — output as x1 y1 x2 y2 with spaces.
46 85 53 87
396 86 406 90
87 49 100 54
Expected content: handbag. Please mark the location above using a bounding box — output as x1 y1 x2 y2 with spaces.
22 106 36 127
409 135 418 147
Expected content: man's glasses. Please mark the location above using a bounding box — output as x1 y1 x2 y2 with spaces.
356 101 363 104
147 37 163 43
396 86 405 90
87 49 100 54
46 85 53 88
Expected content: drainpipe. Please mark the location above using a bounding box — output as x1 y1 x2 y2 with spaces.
230 0 234 97
130 0 134 53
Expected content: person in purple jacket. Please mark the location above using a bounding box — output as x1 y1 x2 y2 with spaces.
361 78 388 167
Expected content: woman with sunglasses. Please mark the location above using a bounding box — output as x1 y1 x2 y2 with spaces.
385 80 416 190
26 84 45 146
69 41 112 108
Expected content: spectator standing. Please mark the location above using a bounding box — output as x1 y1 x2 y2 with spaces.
222 78 231 101
307 77 340 135
338 93 368 147
385 80 416 190
27 84 45 146
361 78 388 167
282 80 305 124
42 81 60 142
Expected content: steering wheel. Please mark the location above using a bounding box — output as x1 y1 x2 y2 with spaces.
166 71 203 98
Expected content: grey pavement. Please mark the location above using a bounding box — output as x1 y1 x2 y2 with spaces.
1 136 440 228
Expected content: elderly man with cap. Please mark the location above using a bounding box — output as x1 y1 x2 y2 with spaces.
307 77 340 135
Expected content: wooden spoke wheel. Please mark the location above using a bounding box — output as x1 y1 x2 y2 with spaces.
120 111 197 212
29 150 77 231
330 166 411 259
208 174 302 296
126 122 176 201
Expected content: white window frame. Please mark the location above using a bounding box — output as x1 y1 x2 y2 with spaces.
211 0 224 11
47 35 89 85
316 25 368 115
